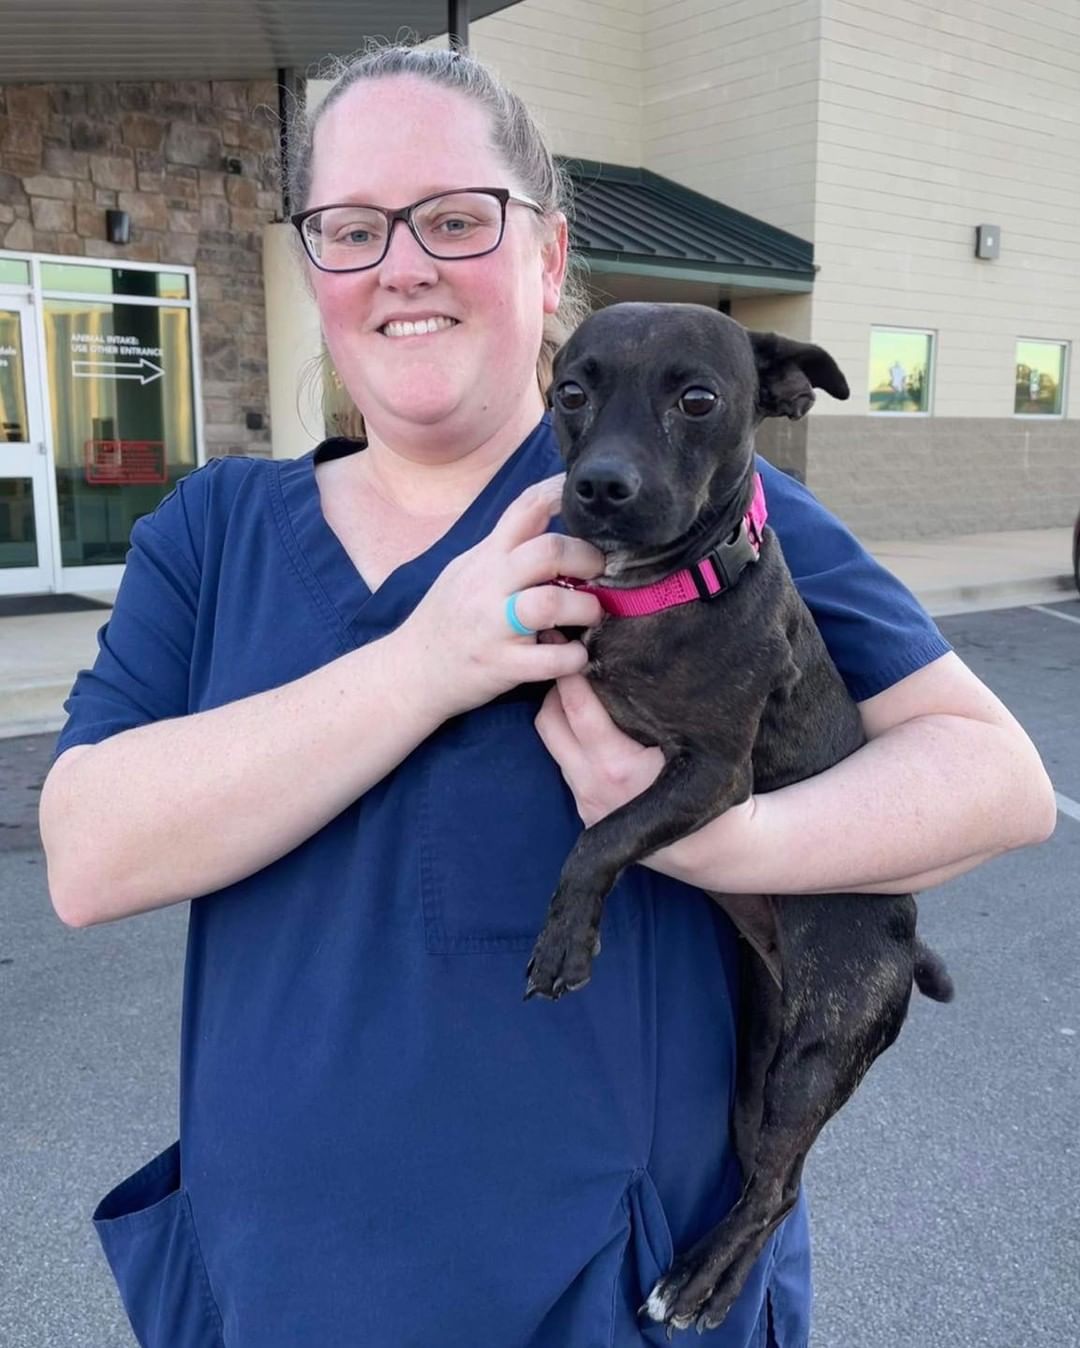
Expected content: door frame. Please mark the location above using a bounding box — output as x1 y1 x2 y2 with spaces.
0 290 54 594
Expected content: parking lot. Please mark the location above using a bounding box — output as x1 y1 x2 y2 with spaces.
1 599 1077 1348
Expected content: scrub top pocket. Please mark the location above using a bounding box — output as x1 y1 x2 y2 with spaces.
419 697 642 953
93 1143 225 1348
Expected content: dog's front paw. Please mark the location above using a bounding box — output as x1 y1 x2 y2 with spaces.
642 1265 700 1336
643 1254 736 1336
524 919 600 1001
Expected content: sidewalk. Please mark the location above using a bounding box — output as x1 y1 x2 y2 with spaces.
870 525 1074 617
0 528 1075 741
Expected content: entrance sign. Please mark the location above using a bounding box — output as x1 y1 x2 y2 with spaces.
73 357 165 385
70 331 165 385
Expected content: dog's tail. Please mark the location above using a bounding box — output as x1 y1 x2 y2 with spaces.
913 939 954 1003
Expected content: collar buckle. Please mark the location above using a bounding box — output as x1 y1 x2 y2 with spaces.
693 517 762 598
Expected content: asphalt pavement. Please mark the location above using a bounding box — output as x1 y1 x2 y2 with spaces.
1 600 1077 1348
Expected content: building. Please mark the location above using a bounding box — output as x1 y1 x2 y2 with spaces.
1 0 1076 598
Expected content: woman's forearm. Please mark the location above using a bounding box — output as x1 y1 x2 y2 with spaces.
648 712 1056 895
40 625 444 927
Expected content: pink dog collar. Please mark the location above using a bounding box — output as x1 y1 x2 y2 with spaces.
556 472 767 618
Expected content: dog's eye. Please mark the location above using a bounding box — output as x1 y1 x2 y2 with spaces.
556 381 587 412
678 387 718 417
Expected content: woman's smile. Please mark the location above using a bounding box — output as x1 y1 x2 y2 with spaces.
379 315 460 338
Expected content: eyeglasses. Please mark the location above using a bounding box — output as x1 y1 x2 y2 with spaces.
291 187 544 273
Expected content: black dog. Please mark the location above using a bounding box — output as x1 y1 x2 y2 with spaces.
526 302 953 1333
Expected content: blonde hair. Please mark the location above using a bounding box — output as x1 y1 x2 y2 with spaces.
290 41 590 438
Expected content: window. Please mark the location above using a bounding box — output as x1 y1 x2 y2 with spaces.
1015 340 1066 417
0 258 30 287
869 329 933 414
39 263 189 299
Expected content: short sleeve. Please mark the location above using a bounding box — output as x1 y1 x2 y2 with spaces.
756 457 951 702
53 463 220 759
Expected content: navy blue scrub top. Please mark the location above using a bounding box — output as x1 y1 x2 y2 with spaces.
58 417 949 1348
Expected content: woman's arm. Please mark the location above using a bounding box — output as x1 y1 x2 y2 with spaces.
41 630 447 927
42 478 604 928
534 652 1057 896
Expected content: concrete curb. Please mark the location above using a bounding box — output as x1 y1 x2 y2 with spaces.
918 574 1075 617
0 688 69 743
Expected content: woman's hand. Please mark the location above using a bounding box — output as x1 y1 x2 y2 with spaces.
534 673 666 827
405 476 606 722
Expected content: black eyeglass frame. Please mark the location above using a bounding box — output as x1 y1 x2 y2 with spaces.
290 187 545 273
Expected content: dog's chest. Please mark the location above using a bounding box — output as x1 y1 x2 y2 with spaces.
583 605 746 753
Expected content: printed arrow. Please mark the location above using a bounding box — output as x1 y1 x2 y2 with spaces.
72 357 164 386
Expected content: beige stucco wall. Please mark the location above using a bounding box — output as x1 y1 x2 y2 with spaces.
262 222 325 458
469 0 644 165
730 294 812 343
310 0 644 166
810 0 1080 422
642 0 822 242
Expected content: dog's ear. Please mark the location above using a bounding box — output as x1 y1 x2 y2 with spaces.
748 331 850 421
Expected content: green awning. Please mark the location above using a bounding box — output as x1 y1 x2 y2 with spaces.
560 159 815 292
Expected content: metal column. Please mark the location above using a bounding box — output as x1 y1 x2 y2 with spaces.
448 0 469 50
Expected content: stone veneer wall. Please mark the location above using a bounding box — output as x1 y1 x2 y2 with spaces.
805 418 1080 540
753 413 1079 539
0 79 281 457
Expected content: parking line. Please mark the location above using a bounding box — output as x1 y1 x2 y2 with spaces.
1029 604 1080 627
1056 792 1080 824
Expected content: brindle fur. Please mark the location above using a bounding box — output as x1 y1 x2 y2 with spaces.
525 303 953 1334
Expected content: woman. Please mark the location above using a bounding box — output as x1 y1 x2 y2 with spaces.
40 44 1055 1348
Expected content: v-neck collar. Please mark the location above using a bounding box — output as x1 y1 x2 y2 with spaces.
275 416 559 645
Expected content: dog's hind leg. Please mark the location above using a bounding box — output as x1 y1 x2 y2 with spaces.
647 900 916 1332
729 940 783 1183
645 1031 857 1334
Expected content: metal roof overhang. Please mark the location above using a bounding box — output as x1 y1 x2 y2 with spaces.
562 159 816 296
0 1 520 82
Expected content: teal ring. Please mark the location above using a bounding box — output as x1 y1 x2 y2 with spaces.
505 591 537 638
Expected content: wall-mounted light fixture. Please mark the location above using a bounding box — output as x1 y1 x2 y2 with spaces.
975 224 1000 259
106 209 131 245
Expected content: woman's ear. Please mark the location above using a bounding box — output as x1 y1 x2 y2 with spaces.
541 213 569 316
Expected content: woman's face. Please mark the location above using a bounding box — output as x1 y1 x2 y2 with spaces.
305 76 567 455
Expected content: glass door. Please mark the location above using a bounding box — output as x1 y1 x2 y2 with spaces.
0 297 53 594
40 264 198 590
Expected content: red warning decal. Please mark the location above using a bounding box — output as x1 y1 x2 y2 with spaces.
84 440 167 485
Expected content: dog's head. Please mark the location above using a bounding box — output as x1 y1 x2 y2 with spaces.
551 302 848 558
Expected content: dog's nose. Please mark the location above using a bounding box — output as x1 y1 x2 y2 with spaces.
573 461 641 512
